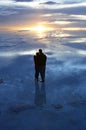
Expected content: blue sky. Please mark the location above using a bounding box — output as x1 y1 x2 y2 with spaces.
0 0 86 31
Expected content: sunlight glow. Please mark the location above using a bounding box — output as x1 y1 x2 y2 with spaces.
63 28 86 31
70 38 86 43
53 21 71 25
24 25 54 32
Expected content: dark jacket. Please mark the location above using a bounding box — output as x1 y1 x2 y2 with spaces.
38 53 47 66
34 53 47 67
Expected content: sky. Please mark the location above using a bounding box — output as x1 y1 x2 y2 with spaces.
0 0 86 31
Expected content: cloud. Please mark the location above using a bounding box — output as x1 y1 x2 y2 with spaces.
42 5 86 15
41 1 80 5
0 7 42 27
41 1 58 5
0 10 17 16
63 1 80 4
0 0 86 31
15 0 33 1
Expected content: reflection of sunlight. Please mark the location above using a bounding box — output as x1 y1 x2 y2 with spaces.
63 28 86 31
0 50 36 57
70 38 86 43
57 33 71 37
25 25 54 32
53 21 71 25
23 24 54 39
52 32 71 38
19 50 36 55
36 30 71 39
36 32 46 39
77 50 86 55
28 25 46 32
35 30 71 39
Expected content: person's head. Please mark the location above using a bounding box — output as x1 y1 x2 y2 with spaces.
39 49 42 54
36 52 39 56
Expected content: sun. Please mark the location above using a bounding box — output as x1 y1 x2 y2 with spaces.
23 24 54 32
32 25 46 32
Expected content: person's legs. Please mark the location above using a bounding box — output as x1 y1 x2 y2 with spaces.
35 67 39 81
40 66 45 82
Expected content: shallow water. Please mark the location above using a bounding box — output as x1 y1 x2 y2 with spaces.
0 30 86 106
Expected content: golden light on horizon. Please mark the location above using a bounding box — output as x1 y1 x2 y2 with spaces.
63 27 86 31
30 25 46 32
23 24 54 32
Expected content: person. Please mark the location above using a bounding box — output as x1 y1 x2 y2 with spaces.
34 52 39 81
34 49 47 82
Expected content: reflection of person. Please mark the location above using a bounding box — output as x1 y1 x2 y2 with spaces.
34 49 47 82
34 82 46 107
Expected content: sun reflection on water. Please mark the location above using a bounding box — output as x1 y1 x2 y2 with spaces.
34 29 72 40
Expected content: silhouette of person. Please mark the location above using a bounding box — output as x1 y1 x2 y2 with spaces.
34 52 39 81
34 81 46 107
34 49 47 82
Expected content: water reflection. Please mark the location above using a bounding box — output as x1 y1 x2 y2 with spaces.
0 50 36 57
69 38 86 43
77 50 86 55
36 31 46 39
34 81 46 107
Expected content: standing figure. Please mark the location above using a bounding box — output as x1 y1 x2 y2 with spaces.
34 52 39 81
34 49 47 82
